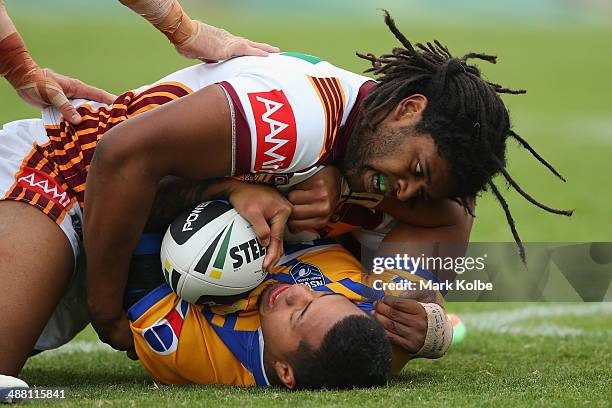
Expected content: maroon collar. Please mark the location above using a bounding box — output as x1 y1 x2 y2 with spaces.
324 80 377 165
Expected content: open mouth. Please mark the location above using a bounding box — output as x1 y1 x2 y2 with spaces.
364 171 388 194
267 284 290 308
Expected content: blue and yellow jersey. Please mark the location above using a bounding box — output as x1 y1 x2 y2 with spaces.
128 239 442 386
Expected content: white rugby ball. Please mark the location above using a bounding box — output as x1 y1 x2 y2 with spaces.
160 200 267 305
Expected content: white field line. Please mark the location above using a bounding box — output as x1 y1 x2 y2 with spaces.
36 341 113 357
510 111 612 145
458 303 612 337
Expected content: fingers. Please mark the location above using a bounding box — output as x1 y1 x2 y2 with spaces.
288 188 318 205
380 295 427 314
49 70 117 104
244 210 271 248
375 301 425 329
290 202 331 220
93 315 134 351
57 99 83 125
287 218 324 233
374 297 425 329
375 312 425 353
263 209 290 270
398 288 443 306
70 81 116 105
231 39 279 58
234 40 279 57
247 40 280 54
263 235 283 272
240 44 269 57
126 348 139 361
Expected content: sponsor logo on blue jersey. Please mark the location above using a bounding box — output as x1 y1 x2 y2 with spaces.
142 300 189 355
290 262 325 288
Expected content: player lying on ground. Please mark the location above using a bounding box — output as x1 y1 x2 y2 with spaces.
123 235 449 389
0 11 571 378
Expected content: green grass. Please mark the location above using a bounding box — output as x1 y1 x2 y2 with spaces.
23 304 612 407
2 11 611 242
3 8 611 408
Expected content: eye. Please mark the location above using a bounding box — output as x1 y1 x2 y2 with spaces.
415 161 423 177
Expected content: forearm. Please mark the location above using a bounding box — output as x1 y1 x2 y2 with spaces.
0 1 17 41
0 2 38 88
84 141 160 324
374 215 474 283
375 197 470 228
118 0 196 46
146 177 243 232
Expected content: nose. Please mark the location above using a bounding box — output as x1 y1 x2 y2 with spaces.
283 284 314 306
396 178 421 201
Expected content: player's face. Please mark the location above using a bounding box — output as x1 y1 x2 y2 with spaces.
259 283 365 357
343 122 452 202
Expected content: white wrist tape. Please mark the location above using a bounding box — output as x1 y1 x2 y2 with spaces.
339 177 384 209
414 302 453 359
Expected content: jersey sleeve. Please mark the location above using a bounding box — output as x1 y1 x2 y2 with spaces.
218 78 324 177
216 63 375 178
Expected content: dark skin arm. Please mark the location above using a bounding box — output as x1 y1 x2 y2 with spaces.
371 210 474 355
376 195 472 228
143 176 258 233
84 85 289 350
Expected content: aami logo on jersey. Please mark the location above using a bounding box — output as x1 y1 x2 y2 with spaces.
248 90 297 172
142 300 189 355
16 168 71 209
230 238 266 269
290 262 325 288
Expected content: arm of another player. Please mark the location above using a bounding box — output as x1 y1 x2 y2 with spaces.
118 0 279 62
287 166 342 232
0 1 116 124
84 85 288 350
371 217 472 358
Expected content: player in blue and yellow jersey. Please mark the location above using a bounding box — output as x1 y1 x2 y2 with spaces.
126 239 394 389
125 236 451 388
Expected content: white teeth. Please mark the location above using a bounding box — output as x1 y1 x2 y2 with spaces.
416 162 422 174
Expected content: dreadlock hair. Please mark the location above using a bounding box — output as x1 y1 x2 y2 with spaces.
356 10 573 263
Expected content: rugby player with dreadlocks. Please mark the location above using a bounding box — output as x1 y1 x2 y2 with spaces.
0 10 571 381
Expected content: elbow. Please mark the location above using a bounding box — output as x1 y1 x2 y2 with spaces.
90 131 126 175
91 126 153 178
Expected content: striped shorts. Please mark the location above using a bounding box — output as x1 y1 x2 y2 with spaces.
0 118 88 351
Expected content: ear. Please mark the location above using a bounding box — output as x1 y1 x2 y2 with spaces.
274 360 297 389
388 94 428 123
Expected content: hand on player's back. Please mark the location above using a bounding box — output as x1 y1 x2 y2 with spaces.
15 68 116 125
227 182 292 271
175 21 280 62
287 166 342 233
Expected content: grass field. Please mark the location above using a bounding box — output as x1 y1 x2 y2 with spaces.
2 4 611 407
